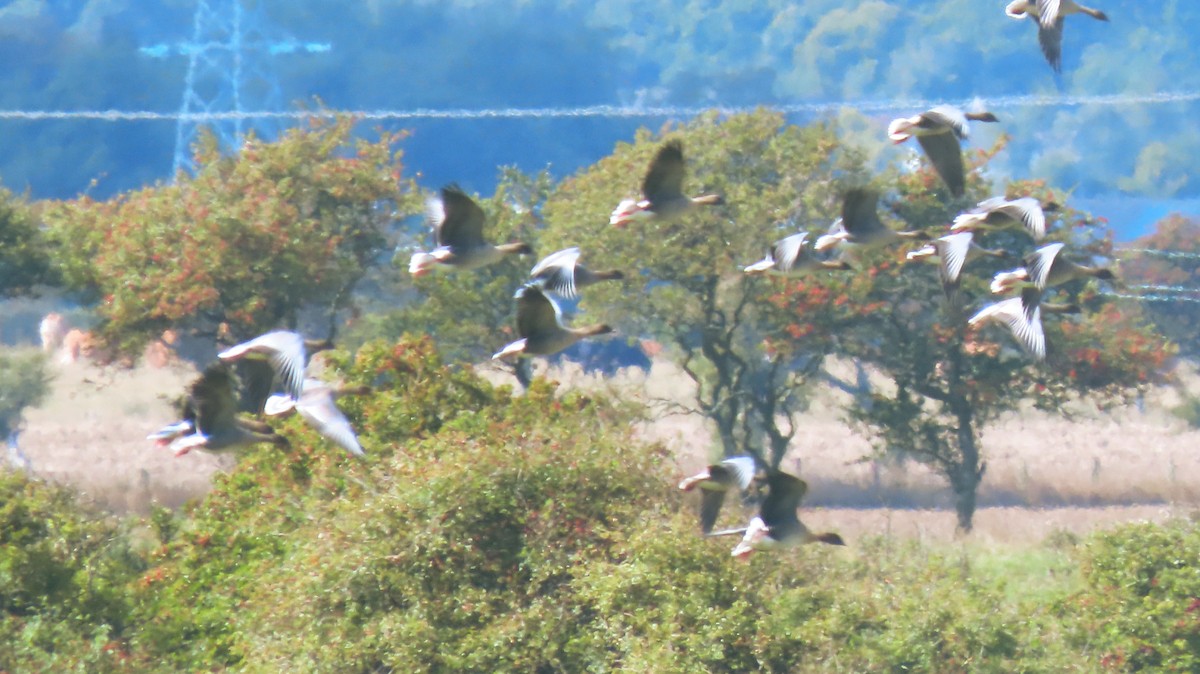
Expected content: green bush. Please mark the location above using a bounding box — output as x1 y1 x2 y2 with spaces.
0 472 144 673
1065 520 1200 672
4 336 1200 672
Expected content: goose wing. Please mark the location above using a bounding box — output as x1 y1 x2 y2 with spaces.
1036 0 1062 27
760 470 806 529
529 247 583 299
717 455 758 491
435 185 488 249
296 381 364 457
916 132 966 198
935 231 975 286
698 490 730 535
642 140 686 202
969 291 1046 360
771 232 810 272
515 284 564 339
188 363 240 435
1025 242 1065 289
841 188 886 236
1037 17 1065 73
999 197 1048 239
217 330 306 404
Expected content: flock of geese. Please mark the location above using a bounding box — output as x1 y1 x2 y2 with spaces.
149 1 1117 559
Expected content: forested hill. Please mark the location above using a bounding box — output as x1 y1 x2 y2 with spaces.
1 0 1197 230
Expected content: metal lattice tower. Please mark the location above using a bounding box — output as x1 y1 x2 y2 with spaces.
141 0 330 176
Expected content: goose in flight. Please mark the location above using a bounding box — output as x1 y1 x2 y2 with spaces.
968 287 1080 361
409 185 533 276
744 231 852 276
709 470 844 559
528 247 625 299
1005 0 1109 72
951 196 1054 241
906 231 1012 304
610 140 724 228
814 188 927 253
888 106 999 198
990 242 1116 294
678 455 758 534
160 364 289 457
492 284 614 360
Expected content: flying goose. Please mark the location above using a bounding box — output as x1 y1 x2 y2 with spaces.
678 455 758 534
264 379 370 457
711 470 844 559
906 231 1012 304
163 363 289 457
814 188 927 253
968 287 1080 360
950 196 1054 240
744 231 852 276
888 106 999 198
492 284 614 360
409 185 533 276
990 242 1116 294
528 247 625 299
1005 0 1109 72
609 140 724 228
217 330 309 404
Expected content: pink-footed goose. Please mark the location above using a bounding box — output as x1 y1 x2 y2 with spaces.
610 140 723 228
409 185 532 276
709 470 844 559
888 106 999 198
1005 0 1109 72
492 284 614 360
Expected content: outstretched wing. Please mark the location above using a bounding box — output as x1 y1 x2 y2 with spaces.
529 247 583 299
188 363 239 436
1026 242 1065 289
771 232 810 271
760 470 806 528
1037 18 1065 73
515 284 563 338
297 383 364 457
436 184 488 249
916 132 966 198
841 188 886 236
642 140 686 202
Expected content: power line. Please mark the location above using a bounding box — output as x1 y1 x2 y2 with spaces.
1114 247 1200 261
1 89 1199 124
1105 292 1200 304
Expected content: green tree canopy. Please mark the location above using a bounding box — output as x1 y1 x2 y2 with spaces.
43 117 421 358
542 109 870 468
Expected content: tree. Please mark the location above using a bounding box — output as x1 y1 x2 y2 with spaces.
542 110 869 468
1119 213 1200 357
770 167 1170 531
43 117 420 359
0 186 55 296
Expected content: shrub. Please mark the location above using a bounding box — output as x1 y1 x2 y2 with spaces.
0 472 144 673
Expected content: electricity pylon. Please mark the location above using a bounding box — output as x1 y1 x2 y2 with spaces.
140 0 330 176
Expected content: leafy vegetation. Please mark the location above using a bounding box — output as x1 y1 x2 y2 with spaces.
42 117 421 357
0 339 1196 671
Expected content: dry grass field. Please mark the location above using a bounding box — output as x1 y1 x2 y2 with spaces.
10 352 1199 547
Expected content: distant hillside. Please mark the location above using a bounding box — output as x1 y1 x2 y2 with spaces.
0 0 1197 219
